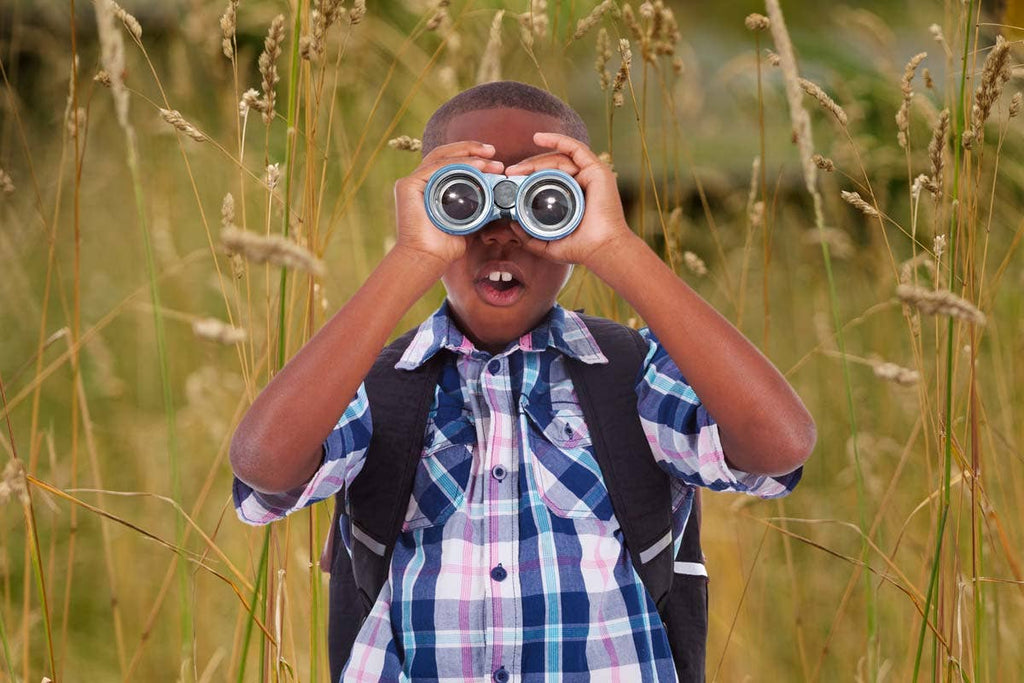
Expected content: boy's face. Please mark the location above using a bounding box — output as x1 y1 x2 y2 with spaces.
439 107 575 353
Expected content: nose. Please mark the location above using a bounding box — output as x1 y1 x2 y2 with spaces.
478 220 522 247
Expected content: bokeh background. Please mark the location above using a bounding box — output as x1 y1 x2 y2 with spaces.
1 0 1022 680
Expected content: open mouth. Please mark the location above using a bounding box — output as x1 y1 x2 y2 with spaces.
483 270 521 291
475 268 526 306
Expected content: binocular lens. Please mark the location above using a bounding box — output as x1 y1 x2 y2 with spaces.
438 178 482 223
528 184 572 229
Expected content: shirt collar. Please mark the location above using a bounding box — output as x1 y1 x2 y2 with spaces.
395 301 609 370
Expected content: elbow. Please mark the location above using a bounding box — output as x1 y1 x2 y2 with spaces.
774 412 816 476
230 427 284 495
230 428 266 491
230 424 320 495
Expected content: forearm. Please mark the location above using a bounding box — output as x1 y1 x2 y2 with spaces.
589 233 815 476
230 245 446 493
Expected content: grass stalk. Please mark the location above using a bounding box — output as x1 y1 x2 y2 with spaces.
236 527 272 683
912 2 975 678
762 1 875 676
0 607 14 680
1 373 57 681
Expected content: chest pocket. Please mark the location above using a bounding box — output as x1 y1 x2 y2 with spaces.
522 396 614 521
403 388 476 532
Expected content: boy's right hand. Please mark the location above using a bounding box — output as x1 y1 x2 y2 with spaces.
393 141 504 269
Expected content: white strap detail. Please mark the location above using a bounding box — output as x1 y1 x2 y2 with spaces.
639 529 673 565
351 522 386 557
673 561 708 578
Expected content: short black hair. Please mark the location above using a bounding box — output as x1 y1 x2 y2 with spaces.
421 81 589 155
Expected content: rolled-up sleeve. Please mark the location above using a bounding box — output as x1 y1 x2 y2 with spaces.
634 329 801 498
233 382 374 525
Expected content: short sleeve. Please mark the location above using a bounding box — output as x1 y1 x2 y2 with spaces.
233 382 374 525
634 328 800 499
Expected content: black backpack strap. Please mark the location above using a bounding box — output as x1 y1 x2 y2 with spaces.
327 328 446 682
564 315 675 606
568 315 706 682
664 488 707 683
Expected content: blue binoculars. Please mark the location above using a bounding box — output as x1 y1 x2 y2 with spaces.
423 164 585 241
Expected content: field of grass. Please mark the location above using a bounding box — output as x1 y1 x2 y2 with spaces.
1 0 1022 681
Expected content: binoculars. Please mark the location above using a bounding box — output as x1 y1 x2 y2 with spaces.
423 164 585 240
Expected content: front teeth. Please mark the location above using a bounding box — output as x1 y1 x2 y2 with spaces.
488 271 513 282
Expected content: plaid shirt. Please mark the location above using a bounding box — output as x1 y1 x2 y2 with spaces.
234 304 801 682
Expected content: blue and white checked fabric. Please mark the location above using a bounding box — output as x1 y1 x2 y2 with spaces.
234 303 801 682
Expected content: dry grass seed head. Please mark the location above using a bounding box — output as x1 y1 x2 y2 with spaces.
900 52 927 97
159 108 206 142
574 0 619 41
95 0 130 128
927 109 949 196
745 13 770 31
221 226 326 277
427 1 450 32
258 15 287 125
239 88 264 117
0 168 15 195
518 0 550 47
964 35 1011 148
349 0 367 25
1010 92 1022 118
612 38 632 107
872 362 920 387
220 0 239 58
0 459 29 506
596 28 613 90
221 193 236 230
746 155 761 217
388 135 422 151
841 190 879 217
477 10 505 84
265 163 281 190
765 0 819 199
110 0 142 41
799 78 848 126
896 284 986 325
933 234 947 259
896 52 927 149
683 251 707 276
193 318 247 345
812 153 834 172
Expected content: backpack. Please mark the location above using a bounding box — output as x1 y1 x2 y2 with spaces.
326 315 707 681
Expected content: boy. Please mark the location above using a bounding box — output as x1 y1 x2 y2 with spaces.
231 81 815 681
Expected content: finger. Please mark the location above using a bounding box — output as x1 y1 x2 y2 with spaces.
415 156 505 180
504 152 579 177
422 140 496 163
531 132 602 170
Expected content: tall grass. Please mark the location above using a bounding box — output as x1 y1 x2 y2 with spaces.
0 1 1022 681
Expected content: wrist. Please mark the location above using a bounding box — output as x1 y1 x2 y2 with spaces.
386 242 450 282
584 230 646 278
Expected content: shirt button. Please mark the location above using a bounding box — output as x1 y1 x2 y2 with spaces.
493 666 510 683
490 564 507 582
487 359 501 374
491 465 507 481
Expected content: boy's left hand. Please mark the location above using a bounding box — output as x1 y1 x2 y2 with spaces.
504 132 635 268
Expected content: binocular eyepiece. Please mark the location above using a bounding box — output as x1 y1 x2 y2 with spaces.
424 164 585 240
